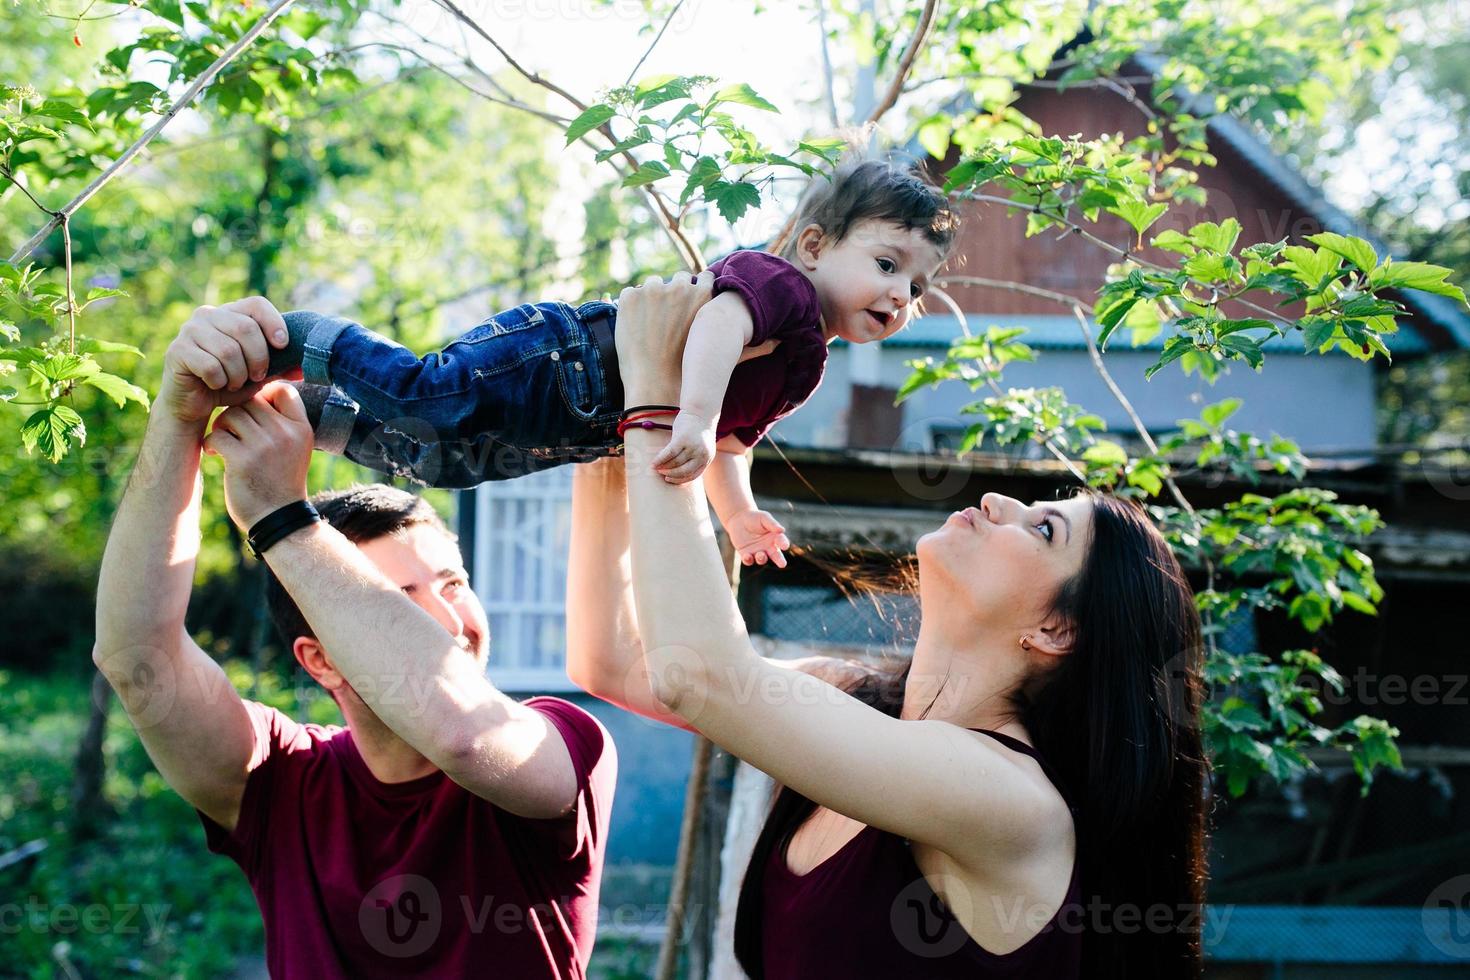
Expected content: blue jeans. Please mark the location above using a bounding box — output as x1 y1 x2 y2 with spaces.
293 301 623 487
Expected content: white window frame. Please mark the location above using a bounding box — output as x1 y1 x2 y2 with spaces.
471 467 578 693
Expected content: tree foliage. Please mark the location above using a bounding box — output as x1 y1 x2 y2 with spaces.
4 0 1466 813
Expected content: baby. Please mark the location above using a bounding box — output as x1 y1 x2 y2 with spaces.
269 160 956 567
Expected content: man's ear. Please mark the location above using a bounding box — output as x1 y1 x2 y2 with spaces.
793 223 826 271
293 636 346 695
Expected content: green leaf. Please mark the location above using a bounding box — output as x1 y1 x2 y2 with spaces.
1106 200 1167 237
564 104 616 144
1300 317 1336 352
1189 218 1242 255
81 371 150 409
1215 318 1274 338
634 74 680 97
1013 135 1063 163
1182 252 1239 283
1151 229 1196 255
1369 260 1468 306
710 83 778 113
1307 232 1377 274
152 0 185 26
621 160 671 188
1201 398 1243 428
798 137 847 162
1219 334 1265 369
36 100 92 131
75 336 143 357
680 155 721 204
1282 245 1342 290
1340 592 1377 616
707 180 761 222
1145 335 1194 380
20 404 85 463
637 76 693 110
917 117 950 159
1082 440 1128 469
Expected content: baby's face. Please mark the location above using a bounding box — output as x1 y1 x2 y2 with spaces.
804 219 945 344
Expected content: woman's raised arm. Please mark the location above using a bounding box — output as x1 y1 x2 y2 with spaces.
564 457 692 731
614 275 1065 863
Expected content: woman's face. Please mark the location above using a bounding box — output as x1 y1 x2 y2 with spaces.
916 492 1094 634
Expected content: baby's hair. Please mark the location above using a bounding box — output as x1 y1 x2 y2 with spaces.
778 157 958 262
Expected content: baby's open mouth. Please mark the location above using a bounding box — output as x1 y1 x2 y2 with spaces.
866 310 891 328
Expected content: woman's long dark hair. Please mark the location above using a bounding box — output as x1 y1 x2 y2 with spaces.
734 492 1208 979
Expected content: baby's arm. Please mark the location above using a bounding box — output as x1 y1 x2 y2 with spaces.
651 291 754 484
705 444 790 568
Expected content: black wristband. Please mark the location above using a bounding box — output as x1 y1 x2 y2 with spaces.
247 501 322 560
620 403 680 420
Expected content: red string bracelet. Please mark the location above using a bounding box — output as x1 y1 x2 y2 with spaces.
617 409 677 439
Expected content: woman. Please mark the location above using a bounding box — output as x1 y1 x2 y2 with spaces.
566 274 1208 978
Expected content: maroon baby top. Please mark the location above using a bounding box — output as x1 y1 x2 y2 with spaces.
197 697 616 979
759 729 1082 979
706 249 828 447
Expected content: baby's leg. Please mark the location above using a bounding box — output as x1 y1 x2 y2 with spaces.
270 310 493 440
296 382 511 488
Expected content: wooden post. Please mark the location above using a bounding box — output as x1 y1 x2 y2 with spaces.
655 734 714 980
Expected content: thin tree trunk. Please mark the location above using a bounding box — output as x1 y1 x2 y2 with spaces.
69 671 114 840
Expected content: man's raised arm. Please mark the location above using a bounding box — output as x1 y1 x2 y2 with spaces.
94 298 293 832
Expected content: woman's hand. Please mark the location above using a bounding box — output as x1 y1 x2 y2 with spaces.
614 271 715 402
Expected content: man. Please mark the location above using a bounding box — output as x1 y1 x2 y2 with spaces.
93 297 616 978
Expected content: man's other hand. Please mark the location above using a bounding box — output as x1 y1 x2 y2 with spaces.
204 381 315 528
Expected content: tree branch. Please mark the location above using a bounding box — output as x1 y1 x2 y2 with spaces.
933 273 1218 649
939 273 1200 517
9 0 301 265
936 274 1094 312
1068 305 1197 515
0 164 59 217
815 0 841 128
864 0 939 125
962 193 1295 328
624 0 686 87
924 285 1088 482
427 0 702 271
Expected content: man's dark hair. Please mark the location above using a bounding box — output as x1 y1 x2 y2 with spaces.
265 484 453 648
778 158 958 261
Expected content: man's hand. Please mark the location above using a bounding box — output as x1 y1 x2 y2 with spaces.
203 382 315 529
653 410 717 484
724 508 790 568
161 296 297 426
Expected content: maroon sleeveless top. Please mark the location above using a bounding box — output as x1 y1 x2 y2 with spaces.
759 729 1082 979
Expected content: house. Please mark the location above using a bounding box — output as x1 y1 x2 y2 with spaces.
457 60 1470 977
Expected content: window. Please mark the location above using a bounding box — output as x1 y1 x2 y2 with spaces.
471 466 576 691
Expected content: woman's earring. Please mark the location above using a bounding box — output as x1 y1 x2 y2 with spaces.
1019 633 1033 651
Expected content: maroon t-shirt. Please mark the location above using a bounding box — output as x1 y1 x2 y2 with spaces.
759 729 1081 978
706 250 828 447
198 697 616 979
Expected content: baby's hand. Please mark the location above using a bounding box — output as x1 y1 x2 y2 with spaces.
652 411 717 484
725 508 790 568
